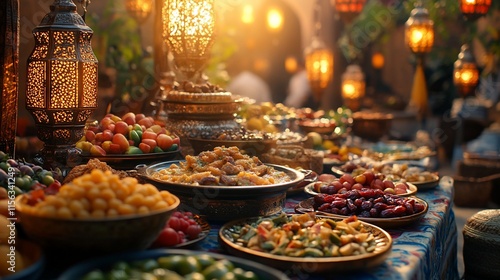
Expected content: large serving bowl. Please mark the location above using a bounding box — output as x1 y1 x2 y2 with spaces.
352 112 393 142
188 138 277 157
138 160 305 221
59 249 289 280
15 194 180 256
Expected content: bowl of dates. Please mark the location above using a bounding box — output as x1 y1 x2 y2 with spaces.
296 189 428 228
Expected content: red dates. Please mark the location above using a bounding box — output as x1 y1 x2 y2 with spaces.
313 189 425 218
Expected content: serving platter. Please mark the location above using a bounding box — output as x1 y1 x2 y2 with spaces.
331 165 439 191
303 182 418 197
219 214 392 274
59 249 289 280
138 160 305 221
411 174 440 190
80 149 181 170
295 197 428 229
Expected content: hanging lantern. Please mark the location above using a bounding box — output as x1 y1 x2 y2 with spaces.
454 44 479 97
125 0 153 24
405 4 434 55
26 0 98 168
331 0 366 23
341 64 365 111
162 0 216 81
459 0 492 21
0 0 20 157
304 37 334 102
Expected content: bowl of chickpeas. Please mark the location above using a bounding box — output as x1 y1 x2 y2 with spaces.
15 169 180 256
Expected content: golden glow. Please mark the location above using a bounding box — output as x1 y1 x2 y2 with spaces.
241 5 254 24
26 0 98 146
341 65 365 100
330 0 367 23
371 52 384 69
405 6 434 55
125 0 153 23
459 0 492 20
285 56 298 73
342 84 356 97
163 0 216 79
453 44 479 97
305 38 334 100
267 7 283 31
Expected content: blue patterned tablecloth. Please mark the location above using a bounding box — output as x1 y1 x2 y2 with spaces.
198 177 459 280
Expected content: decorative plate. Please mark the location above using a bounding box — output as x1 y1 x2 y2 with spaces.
219 214 393 274
295 197 428 229
303 182 418 197
411 174 440 191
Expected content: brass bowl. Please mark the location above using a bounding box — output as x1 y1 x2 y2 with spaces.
138 161 305 222
298 118 337 134
188 138 277 157
15 195 180 256
352 112 393 142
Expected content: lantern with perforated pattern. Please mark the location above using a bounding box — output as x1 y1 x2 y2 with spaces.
26 0 97 168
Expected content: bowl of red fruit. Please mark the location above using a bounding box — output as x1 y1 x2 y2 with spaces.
77 113 181 170
150 211 210 248
304 172 417 197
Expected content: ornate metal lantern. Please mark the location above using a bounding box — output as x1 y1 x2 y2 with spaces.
454 44 479 97
341 64 365 111
125 0 153 24
26 0 98 169
405 4 434 56
304 37 334 102
459 0 492 21
162 0 216 81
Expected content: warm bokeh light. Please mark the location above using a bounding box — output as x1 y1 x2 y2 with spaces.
330 0 366 23
125 0 153 24
285 56 298 73
405 6 434 55
267 7 283 31
241 4 254 24
454 44 479 97
304 37 334 101
371 52 385 69
459 0 492 21
162 0 216 80
341 65 365 100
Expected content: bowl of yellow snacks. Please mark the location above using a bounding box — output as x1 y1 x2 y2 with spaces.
15 169 180 256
